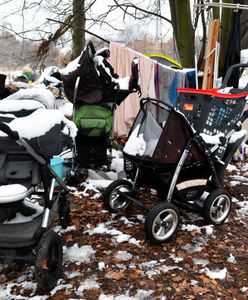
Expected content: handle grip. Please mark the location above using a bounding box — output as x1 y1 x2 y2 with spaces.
240 110 248 124
0 122 19 140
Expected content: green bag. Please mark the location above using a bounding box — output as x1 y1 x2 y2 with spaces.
75 105 113 137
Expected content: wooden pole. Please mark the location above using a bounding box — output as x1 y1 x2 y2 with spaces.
202 19 220 89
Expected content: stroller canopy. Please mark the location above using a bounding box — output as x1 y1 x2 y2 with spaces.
124 99 203 165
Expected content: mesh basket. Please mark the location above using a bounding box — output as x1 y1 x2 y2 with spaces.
177 88 247 158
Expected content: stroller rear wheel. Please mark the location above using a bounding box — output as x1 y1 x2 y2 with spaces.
145 202 179 244
103 179 133 213
35 230 63 292
203 189 231 225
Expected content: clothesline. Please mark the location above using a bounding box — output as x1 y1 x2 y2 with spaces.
195 1 248 11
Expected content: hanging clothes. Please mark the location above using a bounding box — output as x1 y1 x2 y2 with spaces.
109 42 155 137
222 0 244 87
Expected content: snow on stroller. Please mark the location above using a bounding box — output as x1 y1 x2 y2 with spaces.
62 41 140 169
103 64 248 244
0 98 76 291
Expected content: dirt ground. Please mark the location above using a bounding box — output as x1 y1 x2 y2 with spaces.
0 169 248 300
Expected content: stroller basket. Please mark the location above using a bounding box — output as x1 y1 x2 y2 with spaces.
177 88 247 158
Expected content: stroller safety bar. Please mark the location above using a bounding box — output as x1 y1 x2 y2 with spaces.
0 121 19 140
221 63 248 88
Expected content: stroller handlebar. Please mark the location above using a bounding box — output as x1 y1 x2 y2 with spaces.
0 122 19 140
221 63 248 88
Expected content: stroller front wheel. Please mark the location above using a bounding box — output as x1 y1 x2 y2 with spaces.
103 179 133 213
35 230 63 293
203 189 231 225
145 202 179 244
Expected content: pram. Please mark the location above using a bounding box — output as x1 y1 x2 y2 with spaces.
0 99 76 291
103 63 248 244
62 41 140 169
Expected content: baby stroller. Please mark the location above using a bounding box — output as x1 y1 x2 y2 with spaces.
62 41 140 169
103 64 248 244
0 99 76 291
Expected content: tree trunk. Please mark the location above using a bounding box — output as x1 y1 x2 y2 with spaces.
169 0 195 67
72 0 86 59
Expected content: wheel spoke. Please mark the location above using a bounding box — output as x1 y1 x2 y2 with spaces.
155 217 162 226
216 197 225 207
162 213 174 223
156 226 166 237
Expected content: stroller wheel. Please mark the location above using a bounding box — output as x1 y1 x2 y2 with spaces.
35 230 63 293
145 202 179 244
203 189 231 225
103 179 133 213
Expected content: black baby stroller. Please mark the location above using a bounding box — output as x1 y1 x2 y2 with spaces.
103 64 248 244
62 40 140 169
0 103 74 291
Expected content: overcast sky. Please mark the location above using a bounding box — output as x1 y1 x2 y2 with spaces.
0 0 173 43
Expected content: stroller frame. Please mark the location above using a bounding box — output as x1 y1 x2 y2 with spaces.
103 97 248 244
0 121 71 292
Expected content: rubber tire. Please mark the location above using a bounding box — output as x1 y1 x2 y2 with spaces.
103 179 133 213
203 188 231 225
145 202 179 244
35 230 63 292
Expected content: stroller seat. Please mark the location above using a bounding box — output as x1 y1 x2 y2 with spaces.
0 184 33 204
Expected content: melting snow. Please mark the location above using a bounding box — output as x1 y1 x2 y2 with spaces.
77 275 100 295
201 267 227 280
64 243 95 264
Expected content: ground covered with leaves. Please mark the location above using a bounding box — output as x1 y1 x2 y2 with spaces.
0 165 247 300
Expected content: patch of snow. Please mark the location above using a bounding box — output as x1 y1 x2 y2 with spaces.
201 267 227 280
169 253 184 263
4 87 56 108
190 280 199 286
64 271 81 279
98 262 106 271
62 55 81 75
192 258 209 267
182 243 203 253
115 251 133 261
53 225 76 233
240 287 248 292
77 275 100 295
81 178 112 195
64 243 95 264
0 109 77 139
229 130 247 144
123 125 146 156
181 224 201 233
227 253 237 264
50 283 73 296
226 164 239 171
199 132 224 145
0 99 45 112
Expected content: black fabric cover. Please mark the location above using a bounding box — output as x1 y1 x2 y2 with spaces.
222 0 244 87
63 41 103 104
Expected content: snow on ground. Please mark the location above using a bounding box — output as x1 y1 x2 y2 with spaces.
0 153 247 299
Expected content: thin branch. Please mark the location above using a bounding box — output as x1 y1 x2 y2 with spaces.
47 17 110 43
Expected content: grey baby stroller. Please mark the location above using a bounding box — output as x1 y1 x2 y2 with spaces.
0 103 75 292
62 40 140 169
103 65 248 244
